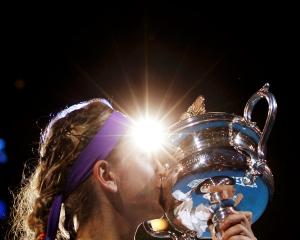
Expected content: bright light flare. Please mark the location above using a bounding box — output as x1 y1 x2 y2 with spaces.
131 118 167 153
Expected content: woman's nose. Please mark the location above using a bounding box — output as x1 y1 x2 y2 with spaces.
155 160 170 188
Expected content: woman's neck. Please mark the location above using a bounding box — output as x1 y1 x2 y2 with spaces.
76 200 136 240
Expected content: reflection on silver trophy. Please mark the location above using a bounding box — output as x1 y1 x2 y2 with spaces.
144 83 277 239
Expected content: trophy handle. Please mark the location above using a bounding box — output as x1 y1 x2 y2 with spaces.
243 83 277 160
141 217 179 240
141 217 198 240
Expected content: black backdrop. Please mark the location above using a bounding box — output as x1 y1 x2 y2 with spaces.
0 3 295 239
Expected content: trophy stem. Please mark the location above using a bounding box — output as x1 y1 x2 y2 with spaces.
212 206 235 240
196 176 238 240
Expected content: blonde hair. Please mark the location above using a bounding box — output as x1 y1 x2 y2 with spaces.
9 99 113 240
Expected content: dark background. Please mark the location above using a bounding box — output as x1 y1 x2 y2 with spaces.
0 3 295 239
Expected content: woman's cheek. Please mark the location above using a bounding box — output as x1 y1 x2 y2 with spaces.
134 157 156 187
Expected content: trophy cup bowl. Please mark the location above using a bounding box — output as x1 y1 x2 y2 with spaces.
144 83 277 239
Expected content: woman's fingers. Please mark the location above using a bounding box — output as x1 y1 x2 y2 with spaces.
227 236 251 240
222 223 248 239
220 212 257 240
238 211 252 223
220 212 250 232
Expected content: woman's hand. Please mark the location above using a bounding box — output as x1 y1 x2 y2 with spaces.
219 211 257 240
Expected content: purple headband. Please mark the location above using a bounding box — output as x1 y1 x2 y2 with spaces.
46 110 132 240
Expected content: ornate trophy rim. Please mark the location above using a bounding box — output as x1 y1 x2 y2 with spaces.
169 112 261 136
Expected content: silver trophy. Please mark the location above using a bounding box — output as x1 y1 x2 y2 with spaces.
144 83 277 239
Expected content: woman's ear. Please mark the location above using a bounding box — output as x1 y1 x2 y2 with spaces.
92 160 118 192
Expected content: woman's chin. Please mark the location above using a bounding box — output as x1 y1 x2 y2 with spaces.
139 204 164 221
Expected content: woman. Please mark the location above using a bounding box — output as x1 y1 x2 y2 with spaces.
10 98 257 240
